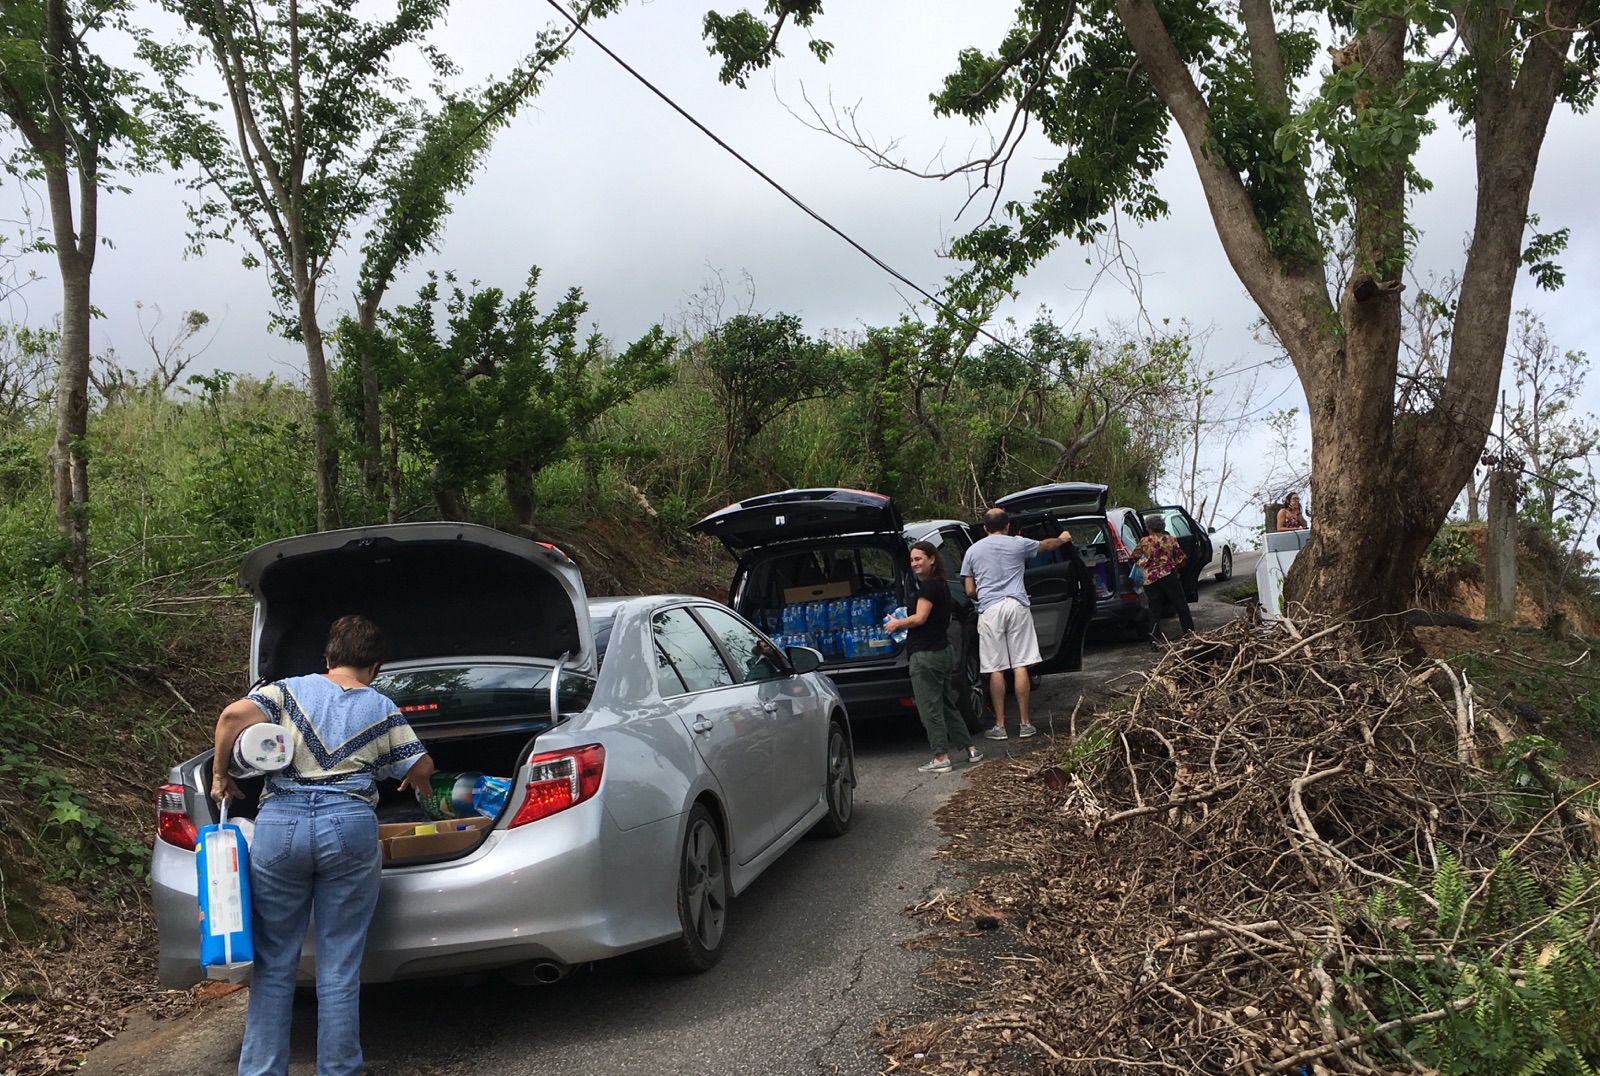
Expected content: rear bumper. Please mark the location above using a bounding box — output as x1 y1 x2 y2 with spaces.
153 798 679 987
1090 593 1149 626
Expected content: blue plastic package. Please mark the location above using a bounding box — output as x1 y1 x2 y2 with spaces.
472 775 513 817
197 799 254 982
884 605 909 644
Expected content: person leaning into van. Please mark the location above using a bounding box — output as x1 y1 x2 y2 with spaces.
962 508 1077 741
885 540 981 773
210 614 436 1076
1135 515 1194 642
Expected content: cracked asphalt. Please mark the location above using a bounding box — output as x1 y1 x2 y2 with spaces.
81 556 1257 1076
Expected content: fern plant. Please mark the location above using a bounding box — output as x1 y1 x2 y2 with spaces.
1355 852 1600 1075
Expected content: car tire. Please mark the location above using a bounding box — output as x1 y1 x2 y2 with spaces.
1215 547 1233 581
813 720 854 837
957 638 986 734
653 804 729 973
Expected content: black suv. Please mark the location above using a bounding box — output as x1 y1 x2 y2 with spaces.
691 489 985 725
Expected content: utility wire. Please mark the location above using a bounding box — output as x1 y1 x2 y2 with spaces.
540 0 998 340
542 0 1295 418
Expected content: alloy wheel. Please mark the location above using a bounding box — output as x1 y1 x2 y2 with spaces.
828 725 855 826
683 817 726 952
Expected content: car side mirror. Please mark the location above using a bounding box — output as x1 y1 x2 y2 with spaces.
786 646 823 674
1207 526 1216 534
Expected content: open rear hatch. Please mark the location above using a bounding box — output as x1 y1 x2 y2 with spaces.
693 491 911 667
995 482 1109 518
690 488 905 553
226 523 597 865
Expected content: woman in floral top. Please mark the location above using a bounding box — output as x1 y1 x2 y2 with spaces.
1135 515 1194 641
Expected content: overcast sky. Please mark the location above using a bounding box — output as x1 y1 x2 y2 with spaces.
4 0 1597 537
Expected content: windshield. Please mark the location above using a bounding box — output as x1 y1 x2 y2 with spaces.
373 664 596 725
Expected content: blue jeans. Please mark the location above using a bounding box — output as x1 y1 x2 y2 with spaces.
239 792 381 1076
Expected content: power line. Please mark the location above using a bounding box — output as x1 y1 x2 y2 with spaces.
542 0 1300 427
540 0 1016 349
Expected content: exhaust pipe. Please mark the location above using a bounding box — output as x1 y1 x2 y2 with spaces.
501 959 572 986
532 961 568 984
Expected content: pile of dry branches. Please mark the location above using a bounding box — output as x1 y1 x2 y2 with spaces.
889 614 1600 1075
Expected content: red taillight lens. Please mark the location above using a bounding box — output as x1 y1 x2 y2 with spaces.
156 783 198 850
1121 591 1141 601
508 745 605 829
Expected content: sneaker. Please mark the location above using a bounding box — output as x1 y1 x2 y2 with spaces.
966 748 983 764
983 726 1009 741
918 758 954 774
1018 723 1038 739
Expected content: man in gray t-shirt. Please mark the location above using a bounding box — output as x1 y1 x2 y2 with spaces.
962 508 1075 740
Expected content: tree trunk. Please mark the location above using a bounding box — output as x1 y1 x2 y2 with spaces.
297 287 340 531
33 0 97 608
386 415 401 524
355 298 386 497
1110 0 1578 633
1464 473 1481 522
505 459 535 530
51 252 93 607
429 462 469 521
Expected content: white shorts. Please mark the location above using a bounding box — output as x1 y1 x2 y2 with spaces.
977 597 1041 674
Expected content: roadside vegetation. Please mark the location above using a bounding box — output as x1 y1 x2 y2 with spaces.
0 301 1162 943
893 611 1600 1075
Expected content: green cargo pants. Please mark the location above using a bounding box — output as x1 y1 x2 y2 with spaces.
909 646 973 755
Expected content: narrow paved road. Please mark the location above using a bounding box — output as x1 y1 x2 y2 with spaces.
82 553 1259 1076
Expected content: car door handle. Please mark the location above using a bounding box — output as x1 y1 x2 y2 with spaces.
692 715 714 734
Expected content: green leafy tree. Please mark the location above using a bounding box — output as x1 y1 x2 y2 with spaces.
345 7 620 505
0 0 151 598
145 0 619 531
706 0 1599 627
697 312 847 477
377 269 675 527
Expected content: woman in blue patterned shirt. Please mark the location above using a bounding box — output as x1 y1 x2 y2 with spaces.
211 615 434 1076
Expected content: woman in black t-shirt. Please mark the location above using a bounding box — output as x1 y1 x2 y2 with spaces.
885 541 981 773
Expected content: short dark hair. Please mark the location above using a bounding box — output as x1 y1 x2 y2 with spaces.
325 615 386 670
983 508 1010 534
1144 514 1167 535
909 540 946 582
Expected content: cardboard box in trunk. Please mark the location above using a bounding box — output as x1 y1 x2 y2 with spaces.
782 580 853 604
381 815 493 863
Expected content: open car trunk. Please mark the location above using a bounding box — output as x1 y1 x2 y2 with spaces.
180 661 596 866
728 536 913 668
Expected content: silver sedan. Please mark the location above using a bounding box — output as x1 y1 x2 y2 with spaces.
152 523 856 986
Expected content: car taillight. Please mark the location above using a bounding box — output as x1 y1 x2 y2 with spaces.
508 745 605 829
156 783 198 850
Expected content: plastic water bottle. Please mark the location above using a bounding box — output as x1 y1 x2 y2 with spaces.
884 605 909 644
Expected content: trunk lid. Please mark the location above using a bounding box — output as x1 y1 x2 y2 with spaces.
690 488 904 554
995 482 1109 518
238 523 595 683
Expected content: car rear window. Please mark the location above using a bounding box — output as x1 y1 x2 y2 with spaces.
373 664 595 725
